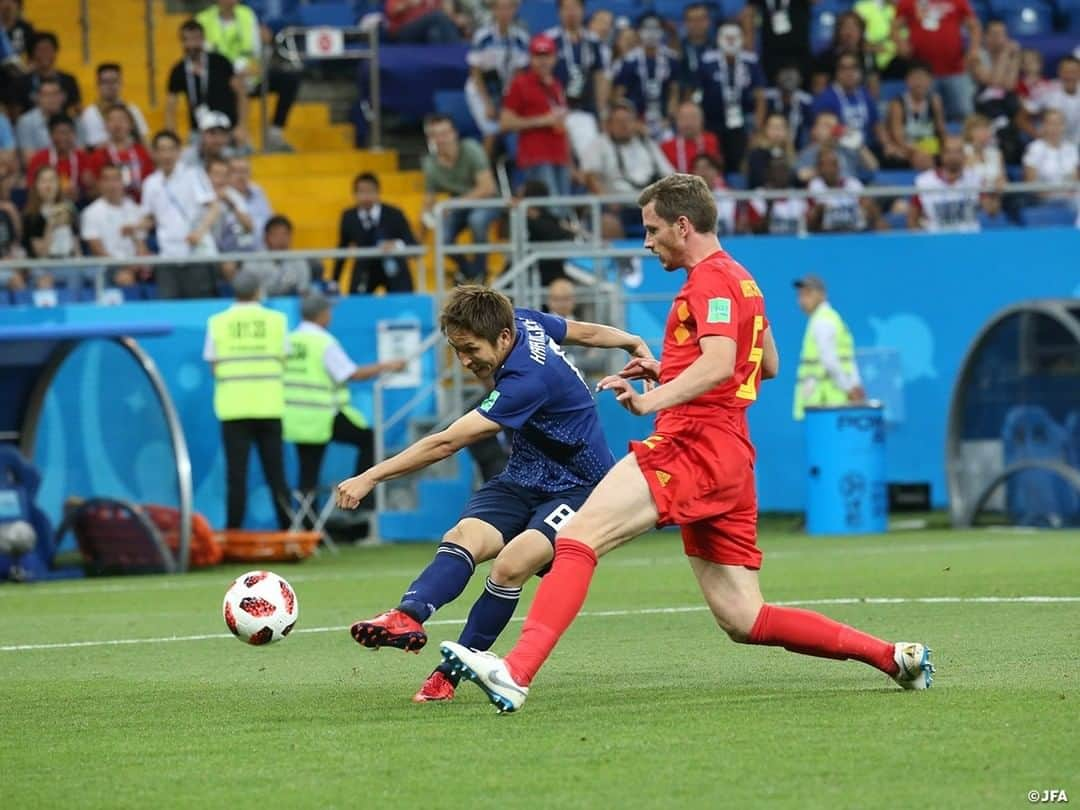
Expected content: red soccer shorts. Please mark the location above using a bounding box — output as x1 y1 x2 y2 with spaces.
629 430 762 569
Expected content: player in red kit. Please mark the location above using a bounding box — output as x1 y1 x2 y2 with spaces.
441 174 934 712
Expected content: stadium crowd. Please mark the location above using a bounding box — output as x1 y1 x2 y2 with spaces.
1 0 1078 306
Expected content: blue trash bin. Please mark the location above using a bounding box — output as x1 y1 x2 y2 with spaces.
805 405 888 535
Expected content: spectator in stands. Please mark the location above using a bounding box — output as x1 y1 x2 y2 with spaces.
881 60 946 170
699 24 765 175
893 0 980 120
12 31 81 115
228 156 271 246
14 76 68 163
808 146 885 232
333 172 417 295
87 105 154 203
517 178 577 287
583 100 674 237
611 21 638 64
421 113 498 284
80 63 149 149
1017 48 1053 114
22 165 82 290
196 0 299 152
745 156 810 234
26 114 90 203
385 0 461 44
0 162 24 291
80 163 149 288
610 13 679 141
796 110 877 184
811 53 883 156
545 276 607 378
501 33 573 200
0 110 14 173
1023 109 1079 201
908 134 981 232
690 153 739 235
811 12 879 95
746 112 796 188
678 2 714 97
971 19 1019 97
1025 56 1080 146
586 9 614 49
0 0 33 70
740 0 813 85
139 130 219 299
660 100 720 174
853 0 902 80
973 67 1025 165
761 65 813 149
964 113 1004 192
547 0 611 154
205 155 255 268
242 215 316 295
465 0 529 157
181 109 236 170
166 20 248 146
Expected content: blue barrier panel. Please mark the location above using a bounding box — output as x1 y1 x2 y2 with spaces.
805 406 888 535
0 294 437 530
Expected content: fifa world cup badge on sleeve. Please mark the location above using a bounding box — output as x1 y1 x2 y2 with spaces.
707 297 732 324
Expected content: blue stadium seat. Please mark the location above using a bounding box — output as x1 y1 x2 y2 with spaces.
0 290 10 306
978 210 1016 229
588 0 640 25
970 0 992 19
434 89 482 139
875 168 918 186
718 0 747 21
989 0 1055 34
724 172 747 189
878 79 906 104
884 211 909 230
1056 0 1080 32
140 282 159 300
811 6 839 53
121 285 145 301
294 1 356 28
1018 202 1077 227
517 0 559 34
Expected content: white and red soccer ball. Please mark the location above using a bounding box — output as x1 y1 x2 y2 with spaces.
223 570 299 645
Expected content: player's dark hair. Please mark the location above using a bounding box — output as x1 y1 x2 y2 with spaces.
440 285 516 345
353 172 379 191
638 174 718 234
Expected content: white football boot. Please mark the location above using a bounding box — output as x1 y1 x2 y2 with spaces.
892 642 935 690
439 641 529 713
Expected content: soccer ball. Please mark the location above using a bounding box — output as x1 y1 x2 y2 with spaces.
223 570 299 645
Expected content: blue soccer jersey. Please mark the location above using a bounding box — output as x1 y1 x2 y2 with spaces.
476 308 615 493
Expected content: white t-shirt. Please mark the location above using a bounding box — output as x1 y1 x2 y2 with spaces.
1023 138 1080 191
964 143 1003 189
79 102 150 148
808 176 866 232
914 168 981 233
1031 82 1080 144
80 196 144 259
140 165 216 257
581 134 675 193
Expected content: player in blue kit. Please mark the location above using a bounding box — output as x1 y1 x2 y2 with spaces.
336 285 652 702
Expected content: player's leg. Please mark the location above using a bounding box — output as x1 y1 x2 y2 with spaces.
443 454 660 710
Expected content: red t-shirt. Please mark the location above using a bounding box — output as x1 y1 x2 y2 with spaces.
385 0 443 35
26 148 92 198
660 133 721 174
502 69 571 169
87 142 155 201
895 0 974 77
656 250 769 452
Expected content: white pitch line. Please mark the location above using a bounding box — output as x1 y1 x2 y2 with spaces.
1 595 1077 653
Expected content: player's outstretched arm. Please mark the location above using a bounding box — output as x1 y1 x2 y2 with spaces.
563 319 653 360
336 411 501 509
599 336 735 416
761 327 779 380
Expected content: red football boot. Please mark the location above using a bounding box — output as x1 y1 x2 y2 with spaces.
350 609 427 653
412 670 456 703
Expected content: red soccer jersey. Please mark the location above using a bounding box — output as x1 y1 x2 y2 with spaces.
655 250 768 444
895 0 974 77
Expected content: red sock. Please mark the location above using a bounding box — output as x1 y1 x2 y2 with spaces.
749 604 899 676
504 538 598 686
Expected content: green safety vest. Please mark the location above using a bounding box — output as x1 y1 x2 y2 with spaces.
282 328 368 444
793 303 856 421
854 0 897 72
196 4 259 65
209 304 287 420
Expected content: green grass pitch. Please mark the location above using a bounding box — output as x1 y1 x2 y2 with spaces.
2 527 1078 809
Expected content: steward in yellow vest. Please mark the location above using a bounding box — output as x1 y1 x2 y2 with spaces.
284 293 405 505
793 274 865 420
195 0 298 152
204 270 291 528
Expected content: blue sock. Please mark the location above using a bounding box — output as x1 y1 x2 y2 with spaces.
438 577 521 682
398 542 475 624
